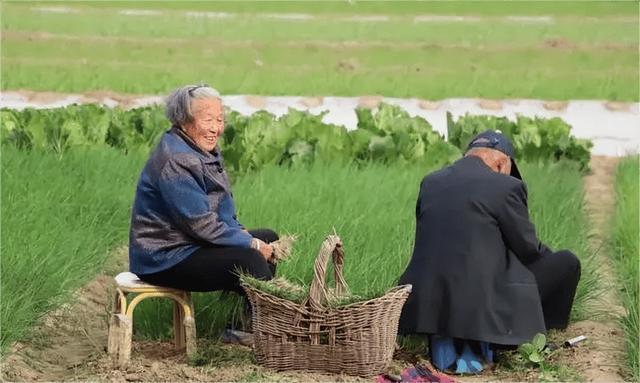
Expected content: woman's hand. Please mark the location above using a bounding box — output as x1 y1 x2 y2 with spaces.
260 242 274 262
252 238 274 262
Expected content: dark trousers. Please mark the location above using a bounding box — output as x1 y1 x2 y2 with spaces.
428 250 581 360
138 229 278 293
454 250 582 356
526 250 581 330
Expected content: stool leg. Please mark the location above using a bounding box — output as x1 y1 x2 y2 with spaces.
108 290 133 368
173 300 185 349
109 313 132 368
184 293 197 358
184 316 196 358
107 291 121 356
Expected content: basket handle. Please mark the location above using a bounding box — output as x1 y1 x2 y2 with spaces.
308 235 350 311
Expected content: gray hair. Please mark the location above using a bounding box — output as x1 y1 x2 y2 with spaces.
466 147 511 168
165 84 221 127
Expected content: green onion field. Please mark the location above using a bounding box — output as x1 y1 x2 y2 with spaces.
1 1 638 381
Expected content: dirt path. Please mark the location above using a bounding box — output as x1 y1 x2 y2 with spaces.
1 156 629 382
567 155 626 381
1 249 128 382
0 248 370 382
5 31 636 52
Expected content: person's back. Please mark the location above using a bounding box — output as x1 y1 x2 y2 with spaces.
398 131 581 373
399 155 546 345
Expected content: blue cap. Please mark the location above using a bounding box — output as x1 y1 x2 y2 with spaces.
466 130 521 180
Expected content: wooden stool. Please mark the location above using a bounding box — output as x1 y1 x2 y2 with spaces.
107 272 196 367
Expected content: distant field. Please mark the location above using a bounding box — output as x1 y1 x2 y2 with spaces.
21 1 640 16
1 1 638 100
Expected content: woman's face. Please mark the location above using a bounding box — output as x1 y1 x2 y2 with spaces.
182 98 224 152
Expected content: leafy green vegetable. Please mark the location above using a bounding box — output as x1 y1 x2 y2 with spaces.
517 333 549 366
1 104 591 172
447 112 592 171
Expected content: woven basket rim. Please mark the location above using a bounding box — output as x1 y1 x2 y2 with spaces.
327 284 412 310
241 281 412 311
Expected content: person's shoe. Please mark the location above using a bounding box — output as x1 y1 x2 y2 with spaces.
454 343 484 374
430 335 457 371
221 329 253 347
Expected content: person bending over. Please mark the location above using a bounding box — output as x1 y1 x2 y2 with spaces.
398 131 580 374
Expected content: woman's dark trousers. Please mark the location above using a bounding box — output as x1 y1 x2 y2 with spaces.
138 229 278 294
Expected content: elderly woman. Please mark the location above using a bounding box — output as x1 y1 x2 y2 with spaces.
129 84 277 295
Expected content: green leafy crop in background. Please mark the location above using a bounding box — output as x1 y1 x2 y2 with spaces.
2 104 590 173
447 112 592 172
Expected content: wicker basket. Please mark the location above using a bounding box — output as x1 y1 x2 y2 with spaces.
241 235 412 376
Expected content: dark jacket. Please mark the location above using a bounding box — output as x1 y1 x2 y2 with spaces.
129 127 252 275
398 155 547 345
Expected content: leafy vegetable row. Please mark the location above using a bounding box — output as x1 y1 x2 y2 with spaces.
1 104 591 172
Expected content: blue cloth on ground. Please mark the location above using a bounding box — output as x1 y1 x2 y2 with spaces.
429 335 494 374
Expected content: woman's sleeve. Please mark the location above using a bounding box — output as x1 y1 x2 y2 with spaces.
232 214 245 230
157 157 253 248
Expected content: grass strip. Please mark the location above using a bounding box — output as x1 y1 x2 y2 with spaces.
0 148 597 354
27 1 639 16
612 156 639 381
0 146 145 352
135 161 596 338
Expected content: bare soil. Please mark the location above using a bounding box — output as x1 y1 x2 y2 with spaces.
1 248 371 382
0 156 629 382
573 155 626 381
542 101 569 111
7 88 151 110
